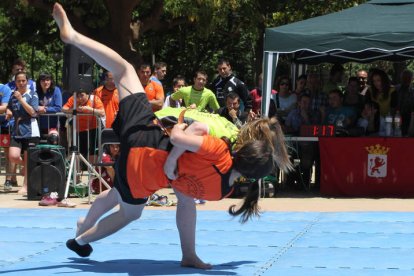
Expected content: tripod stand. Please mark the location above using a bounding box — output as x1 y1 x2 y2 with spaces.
62 91 111 205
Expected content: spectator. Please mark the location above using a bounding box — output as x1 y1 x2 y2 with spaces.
171 70 220 112
137 63 164 111
305 72 328 114
163 76 185 108
357 69 369 95
249 73 277 117
322 64 345 94
391 69 414 135
91 143 119 194
285 93 321 191
218 92 249 129
367 68 395 117
150 62 167 85
7 58 36 92
6 72 40 194
343 76 365 114
0 83 13 190
93 71 119 128
36 72 62 138
63 90 105 166
211 59 252 112
357 100 385 136
324 89 357 129
293 74 307 97
273 76 297 123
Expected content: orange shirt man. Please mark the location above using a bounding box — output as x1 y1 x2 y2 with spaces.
94 71 119 128
137 63 164 111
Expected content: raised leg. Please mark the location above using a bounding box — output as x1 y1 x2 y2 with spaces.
52 3 144 101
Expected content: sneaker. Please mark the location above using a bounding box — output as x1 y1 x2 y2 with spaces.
4 180 12 192
39 195 58 206
10 180 18 187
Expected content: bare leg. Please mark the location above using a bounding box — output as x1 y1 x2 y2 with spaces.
9 146 25 194
174 188 212 269
76 188 118 236
52 3 144 101
76 188 145 243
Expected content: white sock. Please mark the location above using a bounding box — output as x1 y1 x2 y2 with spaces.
75 237 87 245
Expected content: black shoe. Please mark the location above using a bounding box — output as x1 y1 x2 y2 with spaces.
66 239 93 257
10 180 18 187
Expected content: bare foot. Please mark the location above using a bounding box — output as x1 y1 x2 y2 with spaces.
52 3 75 43
181 256 212 270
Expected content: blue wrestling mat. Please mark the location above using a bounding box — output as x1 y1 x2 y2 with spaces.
1 209 414 275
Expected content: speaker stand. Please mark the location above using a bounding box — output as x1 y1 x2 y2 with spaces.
61 91 111 206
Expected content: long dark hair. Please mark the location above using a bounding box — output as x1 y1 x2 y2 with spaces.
36 72 55 94
229 117 293 223
369 68 391 100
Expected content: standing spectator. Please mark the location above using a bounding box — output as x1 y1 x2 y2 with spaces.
6 58 36 187
343 76 365 114
93 71 119 128
249 73 277 116
391 69 414 135
305 73 328 115
218 93 249 129
0 83 13 190
63 90 105 166
137 63 164 111
293 74 307 97
367 68 395 117
150 62 167 85
322 64 345 94
6 72 40 194
7 58 36 92
357 69 369 95
36 72 62 137
273 76 297 124
285 93 321 190
211 59 252 112
171 70 220 112
163 76 185 108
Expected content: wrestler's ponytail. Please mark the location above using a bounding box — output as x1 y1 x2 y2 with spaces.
228 180 260 223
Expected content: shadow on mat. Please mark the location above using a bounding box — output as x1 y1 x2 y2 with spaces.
0 258 256 275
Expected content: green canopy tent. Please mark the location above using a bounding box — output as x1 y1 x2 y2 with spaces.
262 0 414 115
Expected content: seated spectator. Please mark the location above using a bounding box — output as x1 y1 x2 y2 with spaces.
357 101 385 136
91 143 119 194
324 89 357 129
343 76 365 114
285 94 320 135
218 92 249 129
36 72 62 138
171 70 219 112
366 68 395 117
163 76 185 108
273 76 297 123
293 74 307 97
63 90 105 166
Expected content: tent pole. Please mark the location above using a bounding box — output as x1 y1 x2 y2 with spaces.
261 52 279 117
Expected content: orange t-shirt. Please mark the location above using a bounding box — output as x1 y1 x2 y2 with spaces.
144 80 164 111
125 135 232 200
171 135 233 201
94 86 119 128
63 95 104 132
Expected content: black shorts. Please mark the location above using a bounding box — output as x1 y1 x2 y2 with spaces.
112 93 171 205
10 137 40 153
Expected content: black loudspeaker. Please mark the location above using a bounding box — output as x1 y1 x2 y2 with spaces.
27 146 66 200
62 44 95 93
